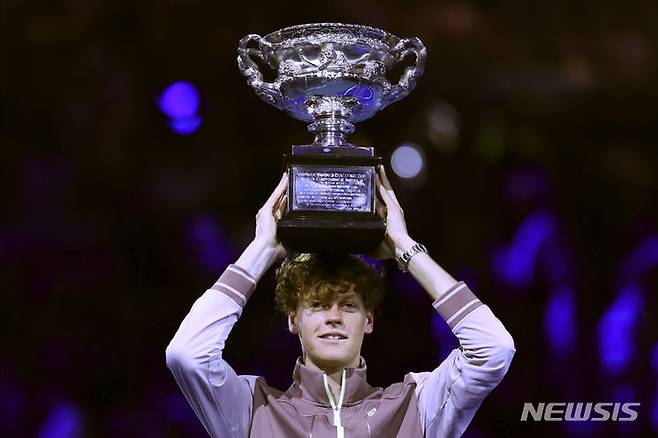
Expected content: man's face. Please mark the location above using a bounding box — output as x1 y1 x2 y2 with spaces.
288 283 373 370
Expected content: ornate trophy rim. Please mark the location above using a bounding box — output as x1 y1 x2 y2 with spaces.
261 22 400 49
264 22 390 37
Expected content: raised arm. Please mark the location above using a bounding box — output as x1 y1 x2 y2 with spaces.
408 281 515 438
165 173 288 438
374 166 515 437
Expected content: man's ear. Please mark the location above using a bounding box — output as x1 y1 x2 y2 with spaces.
364 311 374 334
288 312 299 334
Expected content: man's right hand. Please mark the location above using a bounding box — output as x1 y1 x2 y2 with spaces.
253 171 289 260
234 172 289 281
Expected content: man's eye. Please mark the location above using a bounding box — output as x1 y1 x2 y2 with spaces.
342 302 357 309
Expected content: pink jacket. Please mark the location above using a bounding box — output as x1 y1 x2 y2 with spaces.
166 264 515 437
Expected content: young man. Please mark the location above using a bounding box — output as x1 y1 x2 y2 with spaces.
166 167 515 437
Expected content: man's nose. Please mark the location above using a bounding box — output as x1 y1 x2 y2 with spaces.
324 304 343 323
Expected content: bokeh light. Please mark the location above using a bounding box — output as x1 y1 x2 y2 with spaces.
36 401 83 438
390 143 425 179
544 283 577 357
168 115 203 135
158 81 200 119
597 284 644 375
492 209 556 289
158 81 202 135
425 102 459 151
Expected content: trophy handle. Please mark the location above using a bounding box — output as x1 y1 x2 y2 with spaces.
382 37 427 108
237 34 285 109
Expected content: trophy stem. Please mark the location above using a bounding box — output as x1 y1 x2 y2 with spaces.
308 114 355 147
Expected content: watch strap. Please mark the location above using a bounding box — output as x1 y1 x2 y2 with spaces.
397 242 428 272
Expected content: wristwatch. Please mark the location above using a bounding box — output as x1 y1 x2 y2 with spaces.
396 242 428 272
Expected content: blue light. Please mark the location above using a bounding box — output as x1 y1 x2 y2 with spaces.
36 401 83 438
544 283 576 357
492 208 555 289
597 284 643 374
158 81 203 135
158 81 200 119
168 115 202 135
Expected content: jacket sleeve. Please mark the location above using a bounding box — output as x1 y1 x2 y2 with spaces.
409 281 516 438
165 264 258 438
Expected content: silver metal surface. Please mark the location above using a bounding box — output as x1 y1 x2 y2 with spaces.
238 23 427 146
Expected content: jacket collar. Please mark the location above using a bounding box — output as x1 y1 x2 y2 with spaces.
289 356 377 407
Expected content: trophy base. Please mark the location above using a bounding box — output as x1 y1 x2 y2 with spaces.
277 212 385 254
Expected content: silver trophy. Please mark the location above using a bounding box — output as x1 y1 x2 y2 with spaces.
238 23 426 253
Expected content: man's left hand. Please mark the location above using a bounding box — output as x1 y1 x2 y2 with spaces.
366 166 416 260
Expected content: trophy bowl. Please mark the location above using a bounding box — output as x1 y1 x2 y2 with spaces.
238 23 426 144
238 23 427 253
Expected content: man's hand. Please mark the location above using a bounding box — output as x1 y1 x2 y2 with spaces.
253 172 289 260
234 173 289 282
367 166 416 260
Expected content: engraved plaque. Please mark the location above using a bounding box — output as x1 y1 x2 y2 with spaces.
291 165 374 213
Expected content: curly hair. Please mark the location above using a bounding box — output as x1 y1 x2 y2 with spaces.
274 253 385 315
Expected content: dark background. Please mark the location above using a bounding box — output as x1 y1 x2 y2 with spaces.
2 1 657 437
